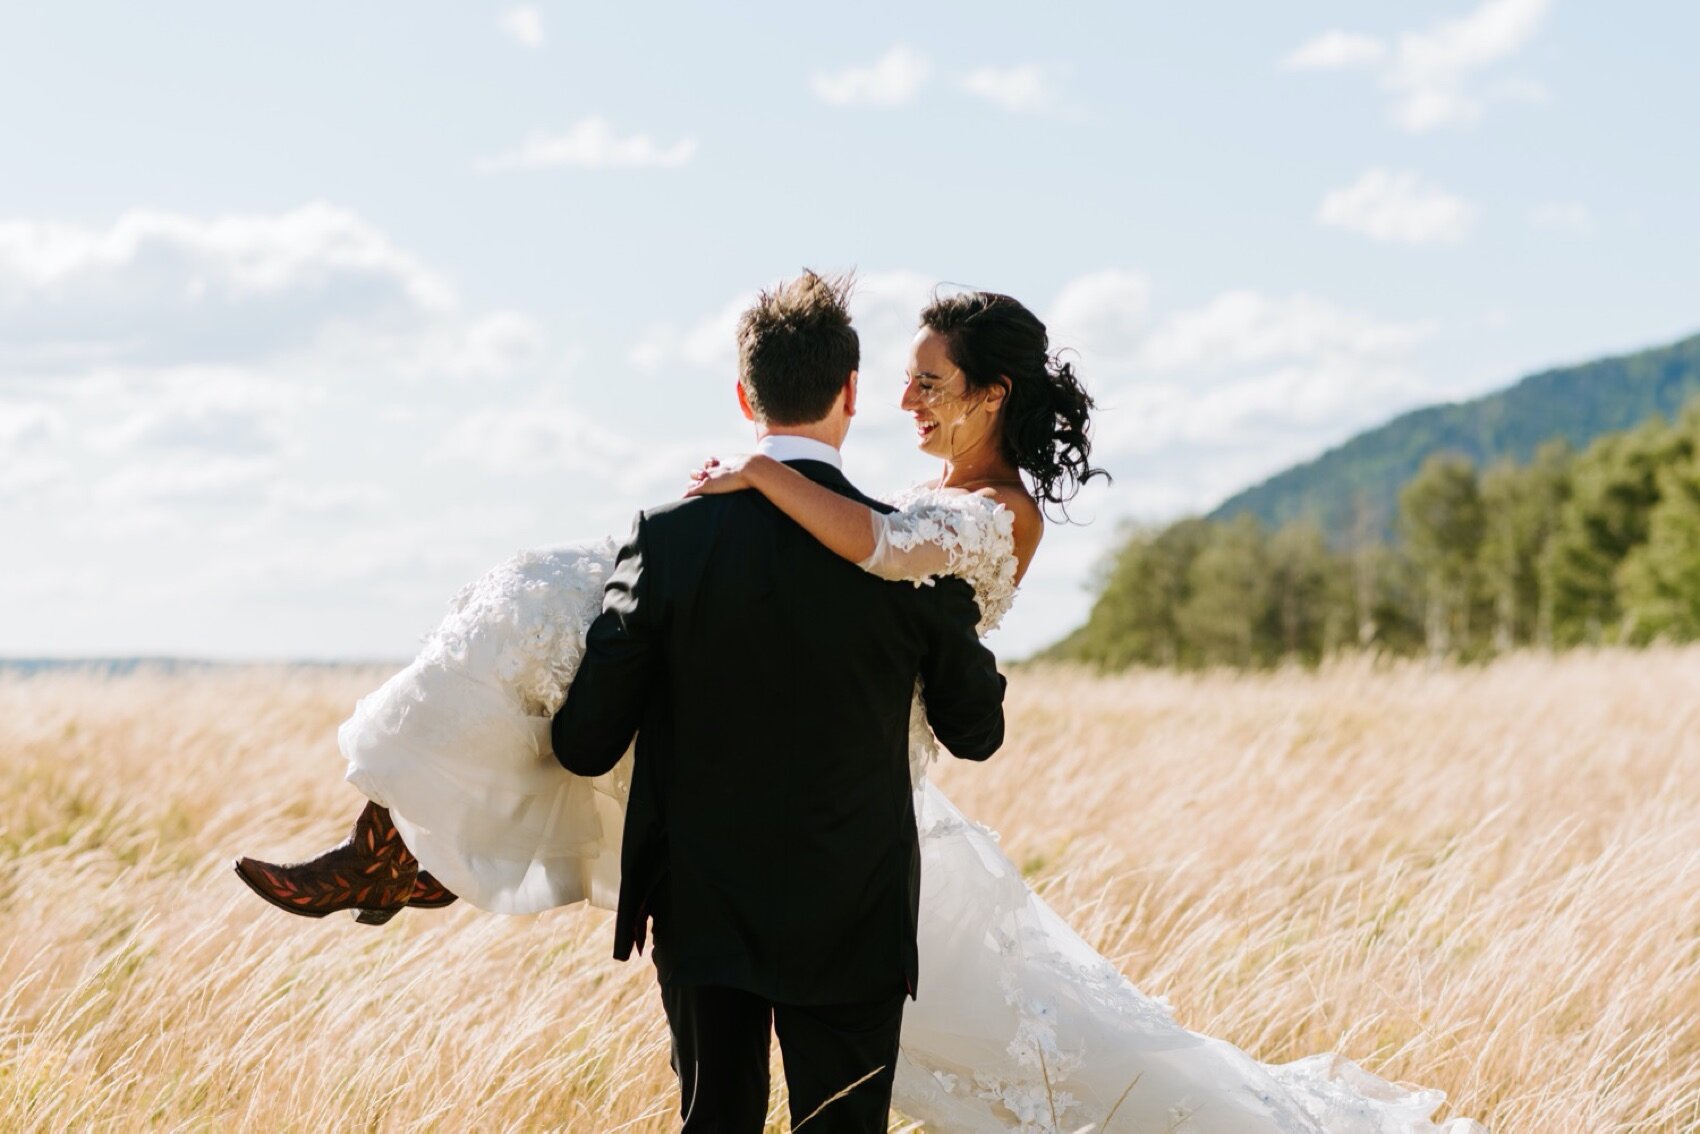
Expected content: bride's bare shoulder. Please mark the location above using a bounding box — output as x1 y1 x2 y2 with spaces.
910 481 1041 538
958 482 1043 581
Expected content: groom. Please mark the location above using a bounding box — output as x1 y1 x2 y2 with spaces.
551 271 1007 1132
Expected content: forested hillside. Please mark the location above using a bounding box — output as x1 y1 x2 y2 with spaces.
1210 332 1700 542
1049 389 1700 669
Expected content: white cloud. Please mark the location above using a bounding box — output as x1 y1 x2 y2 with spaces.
834 270 942 481
0 401 64 447
312 309 545 383
627 270 937 389
1317 169 1477 245
0 401 71 498
1492 75 1551 106
432 311 546 379
1055 283 1430 512
167 503 548 614
478 118 698 172
0 214 1457 662
1282 31 1387 71
9 364 327 530
959 65 1055 113
1067 287 1442 544
1136 290 1433 374
497 6 544 49
998 278 1445 656
434 400 637 477
614 269 938 491
84 368 305 458
846 269 936 384
0 202 604 658
0 203 472 370
631 271 1439 535
95 452 279 506
811 45 930 107
432 397 717 511
0 203 453 307
1390 0 1553 130
615 272 1438 537
0 453 70 497
1046 270 1151 372
1283 0 1554 132
629 293 750 375
1529 201 1594 234
266 481 391 515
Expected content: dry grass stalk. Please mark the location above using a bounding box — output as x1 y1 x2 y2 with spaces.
2 649 1698 1130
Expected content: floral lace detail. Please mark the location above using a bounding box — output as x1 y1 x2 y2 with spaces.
341 537 627 915
973 981 1084 1132
878 486 1020 635
891 783 1484 1134
906 686 941 786
341 519 1485 1133
415 538 620 716
872 487 1019 787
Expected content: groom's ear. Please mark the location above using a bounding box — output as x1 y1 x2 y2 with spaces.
736 380 756 422
843 370 858 418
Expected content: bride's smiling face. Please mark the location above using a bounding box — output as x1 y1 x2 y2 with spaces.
900 327 1003 460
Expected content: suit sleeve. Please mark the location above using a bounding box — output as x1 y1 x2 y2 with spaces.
552 512 661 776
916 577 1007 762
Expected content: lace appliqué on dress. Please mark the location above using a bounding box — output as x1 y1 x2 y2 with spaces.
871 488 1021 788
416 539 621 717
341 537 629 915
874 486 1020 636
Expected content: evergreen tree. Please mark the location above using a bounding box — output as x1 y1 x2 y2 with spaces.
1479 441 1573 649
1045 390 1700 671
1540 420 1688 645
1618 405 1700 641
1048 518 1209 668
1398 454 1485 655
1209 331 1700 544
1176 514 1272 668
1344 491 1393 649
1351 542 1425 655
1266 521 1333 664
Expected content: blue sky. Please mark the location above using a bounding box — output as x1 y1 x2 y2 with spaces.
3 1 1696 659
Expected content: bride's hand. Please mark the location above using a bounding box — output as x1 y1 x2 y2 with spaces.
684 454 773 497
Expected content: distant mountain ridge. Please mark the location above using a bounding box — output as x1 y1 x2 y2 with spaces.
1210 331 1700 542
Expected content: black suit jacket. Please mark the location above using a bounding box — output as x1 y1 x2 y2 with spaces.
551 459 1006 1005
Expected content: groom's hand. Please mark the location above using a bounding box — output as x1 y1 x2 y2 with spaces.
552 512 658 776
918 577 1006 762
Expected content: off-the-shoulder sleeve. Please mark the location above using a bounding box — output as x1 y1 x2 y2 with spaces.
857 488 1021 635
858 493 1013 585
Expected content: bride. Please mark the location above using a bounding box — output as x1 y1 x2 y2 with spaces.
235 283 1482 1133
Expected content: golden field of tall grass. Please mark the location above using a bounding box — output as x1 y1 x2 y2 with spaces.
3 650 1699 1132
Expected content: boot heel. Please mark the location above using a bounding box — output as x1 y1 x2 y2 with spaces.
353 906 402 926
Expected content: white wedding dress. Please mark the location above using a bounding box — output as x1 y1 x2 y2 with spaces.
342 488 1484 1134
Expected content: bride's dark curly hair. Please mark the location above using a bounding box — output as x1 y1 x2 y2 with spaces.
920 290 1109 515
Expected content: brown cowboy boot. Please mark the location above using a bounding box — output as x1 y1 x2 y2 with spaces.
233 801 419 925
408 870 459 910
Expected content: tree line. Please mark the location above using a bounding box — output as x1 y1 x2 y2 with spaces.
1048 398 1700 669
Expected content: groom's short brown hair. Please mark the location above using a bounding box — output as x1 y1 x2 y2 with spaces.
737 270 859 425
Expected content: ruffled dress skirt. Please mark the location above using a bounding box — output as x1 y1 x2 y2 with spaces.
341 538 630 914
337 535 1484 1133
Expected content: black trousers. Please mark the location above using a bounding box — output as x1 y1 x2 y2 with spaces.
658 982 906 1133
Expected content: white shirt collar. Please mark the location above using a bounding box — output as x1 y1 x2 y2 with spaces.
757 433 843 470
